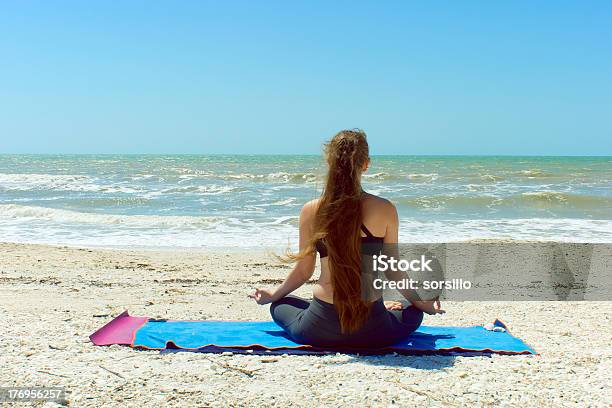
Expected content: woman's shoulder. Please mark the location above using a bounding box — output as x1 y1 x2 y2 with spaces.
361 193 397 235
300 194 396 220
299 198 320 220
363 192 396 213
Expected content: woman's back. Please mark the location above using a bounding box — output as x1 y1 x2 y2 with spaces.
313 192 395 304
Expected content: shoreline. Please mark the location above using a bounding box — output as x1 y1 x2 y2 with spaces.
0 240 287 254
1 237 611 253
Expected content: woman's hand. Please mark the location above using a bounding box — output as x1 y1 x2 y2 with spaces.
384 301 403 311
412 299 445 315
248 288 277 305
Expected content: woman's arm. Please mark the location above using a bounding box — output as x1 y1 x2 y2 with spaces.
250 201 317 305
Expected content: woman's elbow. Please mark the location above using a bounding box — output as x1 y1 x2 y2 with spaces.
297 264 315 282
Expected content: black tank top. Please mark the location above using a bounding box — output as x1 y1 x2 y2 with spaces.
315 224 384 258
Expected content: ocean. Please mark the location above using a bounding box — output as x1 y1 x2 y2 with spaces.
0 155 610 249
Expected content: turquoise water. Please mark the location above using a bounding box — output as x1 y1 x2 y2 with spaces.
0 155 610 248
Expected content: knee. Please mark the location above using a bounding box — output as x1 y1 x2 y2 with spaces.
269 296 309 328
269 297 288 314
404 306 424 328
416 308 424 326
269 300 281 321
269 297 290 322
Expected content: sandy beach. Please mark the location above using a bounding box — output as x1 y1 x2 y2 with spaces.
1 242 610 407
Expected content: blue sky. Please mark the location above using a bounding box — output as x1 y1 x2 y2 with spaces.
1 1 611 155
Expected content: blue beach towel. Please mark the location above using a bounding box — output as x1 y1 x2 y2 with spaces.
90 311 536 355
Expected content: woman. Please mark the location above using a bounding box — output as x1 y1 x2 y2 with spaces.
250 129 444 348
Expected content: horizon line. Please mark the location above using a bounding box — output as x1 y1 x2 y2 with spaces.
0 153 610 158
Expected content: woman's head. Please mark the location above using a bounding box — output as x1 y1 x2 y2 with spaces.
317 129 371 333
324 130 370 187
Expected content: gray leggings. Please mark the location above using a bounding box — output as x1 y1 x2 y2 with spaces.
270 296 423 348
